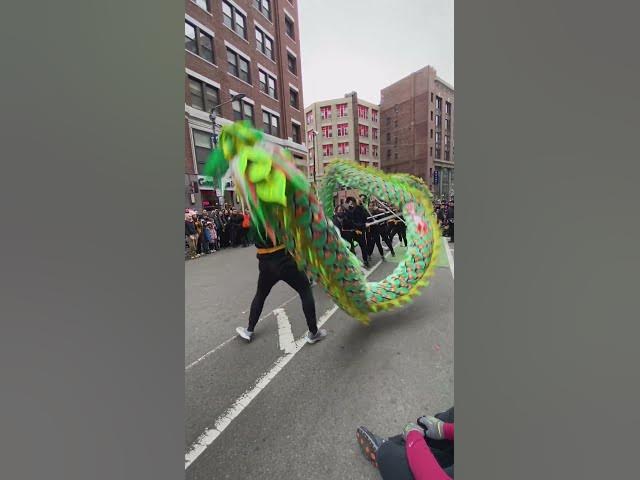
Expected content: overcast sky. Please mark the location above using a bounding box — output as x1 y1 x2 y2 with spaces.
298 0 454 107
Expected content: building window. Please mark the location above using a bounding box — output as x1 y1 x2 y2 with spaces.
232 99 254 124
338 142 349 155
431 92 433 102
435 132 441 144
336 103 348 117
306 111 313 125
322 144 334 157
387 149 391 159
371 109 378 122
255 28 275 61
320 105 332 120
289 88 299 109
262 110 280 136
185 21 214 63
306 130 314 142
337 123 348 137
287 52 297 75
435 146 441 159
372 128 378 140
194 0 210 11
285 16 295 39
253 0 272 21
445 118 451 131
430 147 433 157
445 149 450 161
321 125 333 138
258 69 277 98
435 115 441 128
430 111 433 120
386 132 390 142
386 116 391 125
292 123 301 143
358 105 369 120
358 124 369 137
394 136 397 145
430 129 433 138
227 48 251 83
435 96 442 111
222 1 247 39
394 152 398 159
193 129 213 173
372 145 378 157
445 135 450 146
445 101 452 114
188 76 220 113
359 143 369 156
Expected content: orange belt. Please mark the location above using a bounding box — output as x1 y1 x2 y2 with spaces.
256 245 285 254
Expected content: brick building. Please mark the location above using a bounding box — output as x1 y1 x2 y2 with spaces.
184 0 307 210
304 92 381 185
380 66 454 199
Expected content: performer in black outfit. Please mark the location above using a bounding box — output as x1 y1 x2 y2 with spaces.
389 210 408 247
367 205 396 259
346 197 370 268
236 224 327 344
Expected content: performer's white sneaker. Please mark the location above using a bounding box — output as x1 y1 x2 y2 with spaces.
305 328 327 344
236 327 253 342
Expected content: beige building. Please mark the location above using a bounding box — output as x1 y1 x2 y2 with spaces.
304 91 381 183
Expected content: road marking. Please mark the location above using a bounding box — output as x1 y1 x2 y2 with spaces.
443 238 455 278
184 252 390 469
185 335 235 371
184 305 338 469
185 248 388 371
185 293 305 371
275 308 295 354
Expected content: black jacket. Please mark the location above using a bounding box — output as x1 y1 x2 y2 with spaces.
350 205 368 229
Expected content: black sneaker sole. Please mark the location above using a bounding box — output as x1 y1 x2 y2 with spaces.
356 427 379 469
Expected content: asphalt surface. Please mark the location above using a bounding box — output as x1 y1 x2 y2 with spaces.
185 240 454 480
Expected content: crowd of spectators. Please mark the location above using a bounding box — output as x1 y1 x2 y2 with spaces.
185 206 251 260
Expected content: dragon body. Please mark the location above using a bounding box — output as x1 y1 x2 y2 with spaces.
204 122 441 324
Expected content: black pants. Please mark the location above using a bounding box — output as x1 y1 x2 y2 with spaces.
342 229 369 263
448 219 454 242
391 224 407 247
377 408 454 479
247 251 317 334
368 229 395 257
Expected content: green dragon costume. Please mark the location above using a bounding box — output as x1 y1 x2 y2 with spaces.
204 121 441 324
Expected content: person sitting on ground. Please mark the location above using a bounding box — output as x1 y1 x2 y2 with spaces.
356 407 454 479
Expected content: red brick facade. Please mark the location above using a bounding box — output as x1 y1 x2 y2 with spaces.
184 0 306 209
380 65 454 198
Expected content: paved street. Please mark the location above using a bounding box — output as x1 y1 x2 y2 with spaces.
185 240 454 479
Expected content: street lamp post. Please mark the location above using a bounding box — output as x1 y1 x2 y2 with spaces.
207 93 246 207
209 93 246 148
311 129 319 187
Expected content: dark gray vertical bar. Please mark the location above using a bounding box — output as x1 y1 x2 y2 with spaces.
458 0 640 478
0 1 184 479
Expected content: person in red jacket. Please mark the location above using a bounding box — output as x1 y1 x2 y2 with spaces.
356 407 454 479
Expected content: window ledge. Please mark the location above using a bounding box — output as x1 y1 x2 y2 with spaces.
260 91 278 101
223 24 250 45
190 1 213 16
254 7 274 25
226 72 253 88
257 49 277 65
186 49 218 68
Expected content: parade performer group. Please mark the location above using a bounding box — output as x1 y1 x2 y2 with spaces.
202 121 442 339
